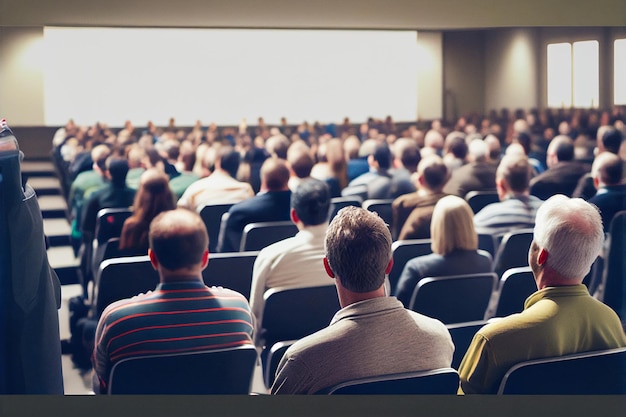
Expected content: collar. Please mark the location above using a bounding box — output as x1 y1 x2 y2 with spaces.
524 284 589 310
156 280 207 291
330 297 403 325
297 223 328 239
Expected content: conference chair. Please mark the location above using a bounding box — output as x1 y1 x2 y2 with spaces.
362 199 394 227
107 344 258 394
260 285 341 369
465 190 499 214
315 368 460 395
94 207 133 245
477 233 497 259
330 196 363 220
492 229 534 279
497 347 626 395
408 273 497 325
446 320 489 370
199 203 234 253
485 266 536 319
388 239 432 295
264 339 298 389
201 251 259 300
239 221 298 251
598 211 626 317
95 255 158 318
92 237 147 281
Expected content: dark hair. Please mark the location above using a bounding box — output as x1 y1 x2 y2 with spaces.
373 144 392 170
291 179 331 226
447 136 469 160
597 154 623 185
106 157 129 187
290 151 315 179
149 209 208 271
261 158 290 191
400 143 421 171
420 155 449 191
217 145 241 178
554 139 575 161
497 154 532 192
602 128 624 154
515 132 532 155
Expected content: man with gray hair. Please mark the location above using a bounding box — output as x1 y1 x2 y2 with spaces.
271 206 453 394
459 195 626 394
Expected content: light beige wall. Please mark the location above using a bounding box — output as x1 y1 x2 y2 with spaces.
0 27 45 126
417 31 443 120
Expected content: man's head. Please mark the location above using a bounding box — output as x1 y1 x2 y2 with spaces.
468 139 490 163
367 143 392 171
287 142 315 179
546 135 574 168
149 208 209 277
105 156 129 187
591 152 623 188
444 132 468 161
416 154 449 192
600 127 624 155
215 145 241 179
265 134 290 159
495 154 532 200
92 144 112 175
530 195 604 284
324 207 392 294
260 158 290 192
291 178 331 227
392 138 421 173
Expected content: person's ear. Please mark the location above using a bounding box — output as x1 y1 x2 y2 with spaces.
200 249 209 270
385 258 394 275
323 257 335 279
537 248 549 265
148 249 159 270
593 175 600 190
290 208 299 224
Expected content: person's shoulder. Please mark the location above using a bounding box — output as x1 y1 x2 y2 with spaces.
207 286 249 304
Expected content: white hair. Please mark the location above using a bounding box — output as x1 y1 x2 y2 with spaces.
468 139 489 162
533 195 604 280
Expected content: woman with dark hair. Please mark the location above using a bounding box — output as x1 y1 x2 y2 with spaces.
119 168 176 252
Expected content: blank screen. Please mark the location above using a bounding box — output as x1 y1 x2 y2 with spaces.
43 27 419 127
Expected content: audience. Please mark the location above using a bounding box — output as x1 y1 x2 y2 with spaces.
458 195 626 394
250 179 331 347
389 138 420 198
271 207 453 394
473 154 543 236
394 195 492 307
92 209 253 394
443 139 497 197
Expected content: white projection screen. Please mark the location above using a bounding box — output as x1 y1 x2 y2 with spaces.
43 27 419 127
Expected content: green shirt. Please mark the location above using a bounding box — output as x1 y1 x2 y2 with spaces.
459 284 626 394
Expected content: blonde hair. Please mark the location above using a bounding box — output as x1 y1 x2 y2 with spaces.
430 195 478 255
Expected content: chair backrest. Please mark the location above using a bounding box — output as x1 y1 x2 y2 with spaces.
446 320 489 370
497 347 626 395
493 229 534 279
602 211 626 317
409 273 497 324
490 266 536 318
261 285 341 348
341 183 368 201
92 237 147 282
388 239 432 294
264 339 298 389
316 368 460 395
330 196 363 221
465 190 499 214
477 233 497 259
362 199 394 226
199 203 234 253
240 221 298 251
95 207 132 244
202 251 259 300
95 255 158 318
107 344 258 394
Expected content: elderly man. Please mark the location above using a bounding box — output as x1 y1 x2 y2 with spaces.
271 207 453 394
473 154 543 236
250 179 331 347
458 195 626 394
92 209 253 394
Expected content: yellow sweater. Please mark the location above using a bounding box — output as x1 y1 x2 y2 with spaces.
458 285 626 394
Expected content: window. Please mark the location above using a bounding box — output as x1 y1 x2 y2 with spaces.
615 39 626 105
547 40 599 108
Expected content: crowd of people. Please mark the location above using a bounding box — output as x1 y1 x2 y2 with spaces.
46 105 626 394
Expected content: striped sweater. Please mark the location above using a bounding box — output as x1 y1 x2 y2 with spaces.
93 280 253 393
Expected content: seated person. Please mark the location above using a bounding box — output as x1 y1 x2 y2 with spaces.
443 139 497 197
588 152 626 232
271 207 453 394
250 179 331 347
473 154 543 236
219 158 292 252
394 195 492 307
342 142 393 200
391 154 449 241
92 208 253 394
458 195 626 394
119 168 176 253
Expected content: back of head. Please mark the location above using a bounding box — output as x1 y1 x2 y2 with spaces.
497 154 532 193
424 129 444 150
484 134 502 160
372 143 392 170
601 127 624 154
444 133 468 160
261 157 290 191
592 152 623 186
287 142 315 179
135 168 176 219
358 139 378 158
343 136 361 160
217 145 241 178
548 135 575 162
514 132 532 155
393 138 421 172
266 134 290 159
418 154 449 191
430 195 478 255
468 139 489 163
106 156 129 186
533 195 604 280
325 206 391 293
149 208 208 271
291 178 331 226
92 144 112 171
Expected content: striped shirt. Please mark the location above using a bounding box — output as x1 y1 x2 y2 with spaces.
93 280 253 394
